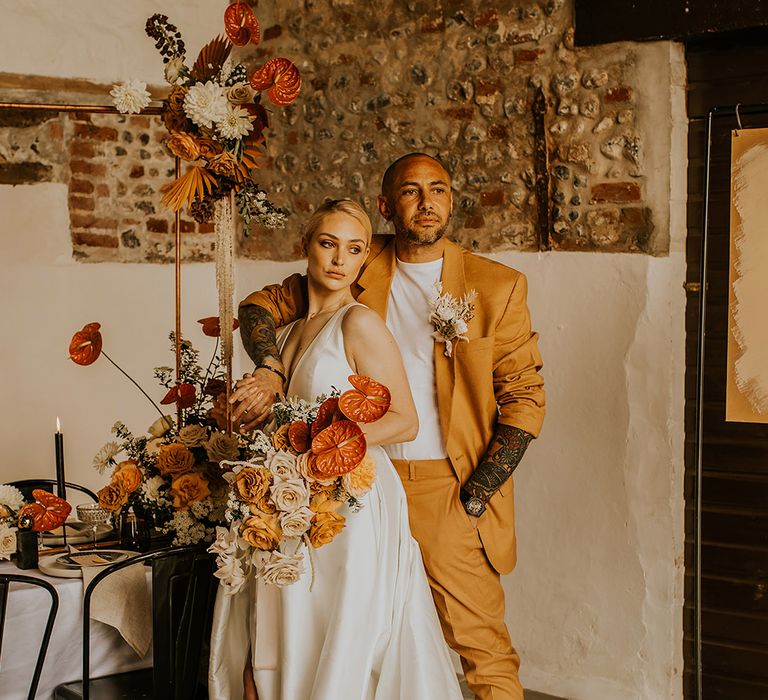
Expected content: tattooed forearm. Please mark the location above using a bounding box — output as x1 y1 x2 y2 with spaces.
238 305 283 370
464 424 533 502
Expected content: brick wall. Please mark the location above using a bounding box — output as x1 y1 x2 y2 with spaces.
0 0 663 262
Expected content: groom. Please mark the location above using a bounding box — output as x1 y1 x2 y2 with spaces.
232 153 545 699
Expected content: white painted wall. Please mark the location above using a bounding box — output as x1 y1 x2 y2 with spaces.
0 4 687 699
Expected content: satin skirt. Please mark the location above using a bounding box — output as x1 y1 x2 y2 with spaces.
208 446 462 700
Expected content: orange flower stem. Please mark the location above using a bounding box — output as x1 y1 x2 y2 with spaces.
101 350 166 419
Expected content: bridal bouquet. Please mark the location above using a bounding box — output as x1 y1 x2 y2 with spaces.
70 319 245 545
210 376 391 592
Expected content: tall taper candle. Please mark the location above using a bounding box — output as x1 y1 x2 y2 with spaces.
55 417 66 500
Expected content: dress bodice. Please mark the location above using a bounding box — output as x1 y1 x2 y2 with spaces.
277 303 361 401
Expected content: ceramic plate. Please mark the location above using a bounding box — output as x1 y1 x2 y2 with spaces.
38 550 137 579
42 521 114 546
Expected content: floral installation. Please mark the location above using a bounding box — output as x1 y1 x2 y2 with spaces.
428 282 478 357
0 484 25 561
70 317 244 546
210 375 391 592
109 4 301 230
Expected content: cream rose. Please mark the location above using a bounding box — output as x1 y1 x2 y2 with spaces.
226 82 255 105
147 415 174 438
341 453 377 498
241 512 281 551
266 450 299 480
204 432 240 464
178 424 208 448
261 550 305 587
0 523 16 560
270 477 309 513
279 506 314 539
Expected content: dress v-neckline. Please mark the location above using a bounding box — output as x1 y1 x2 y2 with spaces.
282 303 357 391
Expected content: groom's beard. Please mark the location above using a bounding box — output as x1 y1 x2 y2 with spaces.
393 211 451 246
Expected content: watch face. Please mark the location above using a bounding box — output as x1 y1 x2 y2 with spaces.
467 497 485 516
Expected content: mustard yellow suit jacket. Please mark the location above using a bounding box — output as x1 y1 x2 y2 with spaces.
240 235 545 573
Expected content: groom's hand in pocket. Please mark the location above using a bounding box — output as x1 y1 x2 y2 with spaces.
231 369 284 431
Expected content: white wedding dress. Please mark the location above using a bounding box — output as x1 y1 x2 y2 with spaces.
209 303 461 700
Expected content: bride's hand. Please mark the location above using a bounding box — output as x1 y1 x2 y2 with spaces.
231 369 284 431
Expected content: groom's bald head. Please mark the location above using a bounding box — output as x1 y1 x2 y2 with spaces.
381 152 452 197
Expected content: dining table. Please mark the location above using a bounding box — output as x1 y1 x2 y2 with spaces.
0 553 153 700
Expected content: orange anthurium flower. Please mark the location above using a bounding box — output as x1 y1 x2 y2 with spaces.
18 489 72 532
160 383 197 409
249 57 301 107
68 322 103 366
311 397 339 438
288 420 311 453
197 317 240 337
338 375 392 423
224 2 261 46
311 420 367 477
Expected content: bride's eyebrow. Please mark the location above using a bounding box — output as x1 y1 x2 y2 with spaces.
317 232 366 244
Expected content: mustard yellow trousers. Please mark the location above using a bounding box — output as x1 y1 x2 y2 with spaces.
392 458 523 700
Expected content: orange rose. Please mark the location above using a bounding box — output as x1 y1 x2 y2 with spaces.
197 137 223 159
156 443 195 477
308 511 345 548
341 453 376 498
208 393 228 431
309 491 343 513
255 495 277 515
235 467 272 504
166 132 200 161
97 481 128 514
207 151 238 177
112 460 142 495
271 423 291 451
163 85 190 132
170 472 210 510
241 512 281 550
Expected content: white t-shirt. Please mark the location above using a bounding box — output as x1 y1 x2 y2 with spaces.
384 257 448 461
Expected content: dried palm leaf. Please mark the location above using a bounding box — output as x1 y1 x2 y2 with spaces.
191 34 232 82
161 166 218 212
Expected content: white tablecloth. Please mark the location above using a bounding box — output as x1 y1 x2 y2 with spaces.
0 560 152 700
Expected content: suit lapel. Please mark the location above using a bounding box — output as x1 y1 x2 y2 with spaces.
355 237 396 321
434 239 466 447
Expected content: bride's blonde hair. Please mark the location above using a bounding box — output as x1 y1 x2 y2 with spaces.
301 199 373 252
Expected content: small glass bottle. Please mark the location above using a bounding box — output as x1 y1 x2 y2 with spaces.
119 505 151 552
16 514 38 570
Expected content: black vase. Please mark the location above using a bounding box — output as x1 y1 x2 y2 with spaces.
16 529 39 569
119 504 151 552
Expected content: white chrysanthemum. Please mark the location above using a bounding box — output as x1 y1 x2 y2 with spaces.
141 475 168 503
92 442 121 474
183 80 228 128
0 485 24 512
217 104 254 139
0 523 16 560
110 80 151 114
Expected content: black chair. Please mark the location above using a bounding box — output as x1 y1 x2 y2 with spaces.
9 479 98 503
0 573 59 700
54 544 216 700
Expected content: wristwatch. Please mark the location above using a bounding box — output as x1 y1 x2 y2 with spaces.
460 487 486 517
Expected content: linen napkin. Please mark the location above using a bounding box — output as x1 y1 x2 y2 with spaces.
80 559 152 658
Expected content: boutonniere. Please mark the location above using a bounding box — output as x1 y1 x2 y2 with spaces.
428 282 478 357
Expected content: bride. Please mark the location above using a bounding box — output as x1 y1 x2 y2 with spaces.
208 199 462 700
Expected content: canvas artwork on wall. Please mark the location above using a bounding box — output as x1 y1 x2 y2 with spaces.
726 126 768 423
